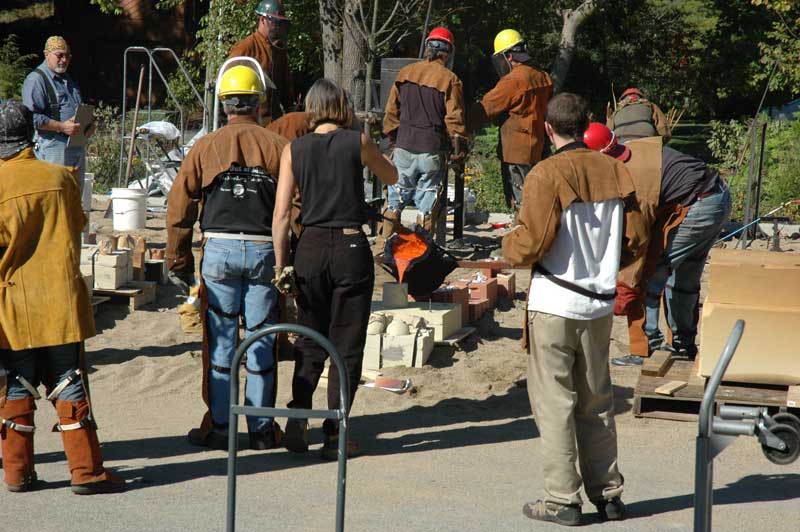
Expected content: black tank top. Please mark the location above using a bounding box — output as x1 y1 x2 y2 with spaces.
291 128 366 228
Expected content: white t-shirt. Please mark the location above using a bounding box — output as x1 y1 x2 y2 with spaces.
527 198 623 320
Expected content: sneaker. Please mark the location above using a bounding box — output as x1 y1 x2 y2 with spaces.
593 497 625 521
249 421 285 450
522 500 581 526
611 354 644 367
284 418 309 453
187 426 228 451
6 471 39 493
320 433 361 461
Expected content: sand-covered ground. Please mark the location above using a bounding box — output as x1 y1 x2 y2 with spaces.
5 197 800 532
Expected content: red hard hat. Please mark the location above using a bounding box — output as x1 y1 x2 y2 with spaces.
621 87 643 99
583 122 630 161
426 27 454 46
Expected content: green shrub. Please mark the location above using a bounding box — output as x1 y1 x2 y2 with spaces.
707 115 800 221
0 34 37 100
466 126 509 214
86 103 146 193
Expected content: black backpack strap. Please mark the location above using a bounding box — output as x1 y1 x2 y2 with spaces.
533 263 617 301
33 68 60 122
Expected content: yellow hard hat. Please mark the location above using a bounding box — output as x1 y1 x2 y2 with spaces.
493 29 523 55
219 65 265 100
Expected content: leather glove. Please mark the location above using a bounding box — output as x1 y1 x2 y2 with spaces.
167 270 195 296
272 266 298 296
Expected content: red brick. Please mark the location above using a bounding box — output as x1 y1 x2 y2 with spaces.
497 271 516 301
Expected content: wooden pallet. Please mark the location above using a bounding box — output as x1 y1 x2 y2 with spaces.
91 296 111 315
93 281 157 312
633 358 800 422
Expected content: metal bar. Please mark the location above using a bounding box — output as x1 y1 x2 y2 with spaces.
754 121 768 222
227 324 350 532
453 163 465 240
694 320 745 532
418 0 434 58
741 122 758 249
456 260 514 270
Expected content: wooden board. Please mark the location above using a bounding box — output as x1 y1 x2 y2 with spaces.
93 280 157 312
91 296 111 316
436 326 476 346
641 350 673 377
655 381 687 396
633 359 800 422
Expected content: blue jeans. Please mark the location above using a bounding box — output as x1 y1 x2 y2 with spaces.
1 343 84 401
387 147 444 215
202 238 279 434
35 135 86 191
644 187 732 354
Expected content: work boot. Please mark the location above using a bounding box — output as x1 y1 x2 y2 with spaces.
320 432 361 461
283 418 309 454
522 500 582 526
187 423 229 451
249 421 284 451
57 400 125 495
611 355 644 367
1 397 37 492
592 497 625 521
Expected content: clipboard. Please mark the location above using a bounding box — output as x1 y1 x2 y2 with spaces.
66 104 95 148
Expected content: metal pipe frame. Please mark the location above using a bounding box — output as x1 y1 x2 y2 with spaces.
694 320 745 532
226 324 350 532
118 46 207 187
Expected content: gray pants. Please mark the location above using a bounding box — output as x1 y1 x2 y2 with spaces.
526 310 624 506
501 162 531 210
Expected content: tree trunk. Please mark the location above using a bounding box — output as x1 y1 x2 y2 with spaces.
319 0 344 84
550 0 597 94
342 0 367 111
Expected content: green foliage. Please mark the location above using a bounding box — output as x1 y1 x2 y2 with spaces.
0 35 37 100
752 0 800 94
707 115 800 221
466 126 510 213
165 58 204 119
86 103 146 193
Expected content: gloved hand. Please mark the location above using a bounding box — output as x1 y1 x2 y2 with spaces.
167 270 195 296
272 266 298 296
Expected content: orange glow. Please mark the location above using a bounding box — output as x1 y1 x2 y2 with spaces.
391 232 428 282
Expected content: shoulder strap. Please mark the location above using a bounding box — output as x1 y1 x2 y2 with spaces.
533 263 617 301
34 68 60 122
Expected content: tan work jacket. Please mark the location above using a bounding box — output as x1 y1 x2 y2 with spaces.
502 146 648 347
469 64 553 165
165 115 288 275
0 148 95 350
229 31 294 123
266 111 309 140
383 58 467 148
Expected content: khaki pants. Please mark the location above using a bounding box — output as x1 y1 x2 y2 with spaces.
526 311 624 506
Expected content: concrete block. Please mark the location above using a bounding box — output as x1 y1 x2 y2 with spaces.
699 300 800 386
430 286 469 325
81 248 129 268
363 334 382 372
497 271 516 300
370 302 461 342
381 327 435 368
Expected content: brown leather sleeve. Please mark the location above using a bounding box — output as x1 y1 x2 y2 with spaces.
444 78 467 138
228 37 252 59
502 169 561 267
382 82 401 139
165 148 203 274
651 103 671 143
477 76 516 122
619 193 649 269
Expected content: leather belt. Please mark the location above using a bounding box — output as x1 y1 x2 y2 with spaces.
204 232 272 242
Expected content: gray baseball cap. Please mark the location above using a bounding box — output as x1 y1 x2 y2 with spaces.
0 100 34 158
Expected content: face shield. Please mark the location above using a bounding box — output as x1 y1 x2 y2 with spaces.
266 15 291 48
491 52 511 78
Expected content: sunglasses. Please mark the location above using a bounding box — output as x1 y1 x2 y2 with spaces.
50 52 72 60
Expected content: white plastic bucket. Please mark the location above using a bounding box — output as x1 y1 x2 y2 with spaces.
111 187 146 231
